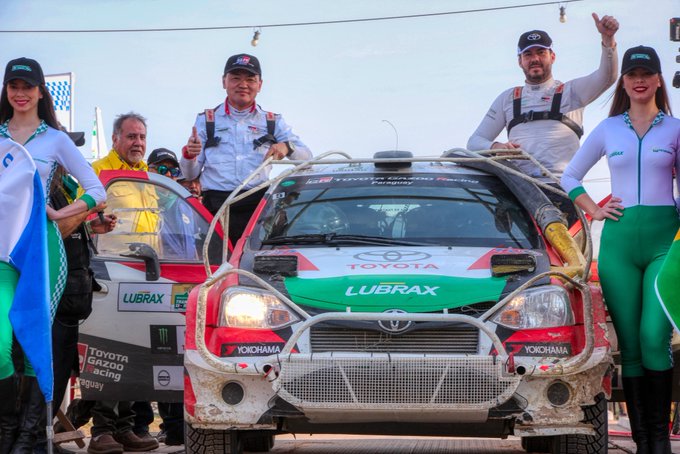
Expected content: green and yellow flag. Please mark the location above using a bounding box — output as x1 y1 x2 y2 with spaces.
657 227 680 331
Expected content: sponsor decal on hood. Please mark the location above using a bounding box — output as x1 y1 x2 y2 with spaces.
258 246 520 278
284 274 506 312
253 246 539 311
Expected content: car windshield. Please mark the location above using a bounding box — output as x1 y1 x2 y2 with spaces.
254 172 540 249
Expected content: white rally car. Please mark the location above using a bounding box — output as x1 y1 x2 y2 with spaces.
78 170 222 403
184 150 612 454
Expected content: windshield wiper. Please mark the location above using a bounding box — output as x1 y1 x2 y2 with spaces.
262 233 428 246
262 234 331 245
329 234 429 246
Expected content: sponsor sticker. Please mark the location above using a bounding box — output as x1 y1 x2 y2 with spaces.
348 250 439 271
81 346 129 382
345 283 439 296
118 283 192 312
306 176 333 184
506 342 572 357
152 365 183 390
172 284 193 311
221 343 284 357
150 325 179 355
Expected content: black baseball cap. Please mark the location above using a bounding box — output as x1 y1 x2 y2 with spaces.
147 148 179 167
224 53 261 76
517 30 553 54
3 57 45 86
621 45 661 75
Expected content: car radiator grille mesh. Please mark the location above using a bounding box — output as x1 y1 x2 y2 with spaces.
309 327 479 354
274 355 520 410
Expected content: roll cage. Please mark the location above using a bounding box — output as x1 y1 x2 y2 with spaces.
194 148 597 385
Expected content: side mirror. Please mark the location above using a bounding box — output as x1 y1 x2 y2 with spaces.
66 131 86 147
121 242 160 281
490 253 536 277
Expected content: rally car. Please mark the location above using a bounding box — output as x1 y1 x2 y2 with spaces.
183 150 613 454
78 170 221 403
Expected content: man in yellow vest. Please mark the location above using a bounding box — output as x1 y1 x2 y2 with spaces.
86 112 160 454
92 112 160 258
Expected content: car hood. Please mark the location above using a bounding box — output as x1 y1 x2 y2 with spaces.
248 246 549 312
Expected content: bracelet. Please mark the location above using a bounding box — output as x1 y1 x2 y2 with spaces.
182 145 195 160
84 220 94 236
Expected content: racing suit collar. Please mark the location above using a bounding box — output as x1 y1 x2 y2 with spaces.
225 98 257 115
525 77 555 91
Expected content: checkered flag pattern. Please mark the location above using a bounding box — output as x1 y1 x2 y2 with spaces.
46 80 71 111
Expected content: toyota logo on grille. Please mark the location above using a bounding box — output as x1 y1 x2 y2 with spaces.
378 309 412 334
354 250 431 263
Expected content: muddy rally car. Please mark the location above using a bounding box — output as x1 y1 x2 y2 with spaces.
183 150 613 454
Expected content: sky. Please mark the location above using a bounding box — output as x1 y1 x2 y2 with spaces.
0 0 678 197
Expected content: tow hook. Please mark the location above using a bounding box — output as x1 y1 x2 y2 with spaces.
262 364 280 382
507 351 516 374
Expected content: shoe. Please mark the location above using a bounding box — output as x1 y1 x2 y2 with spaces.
0 375 19 454
64 398 94 430
87 433 123 454
155 429 166 443
645 368 673 454
164 432 184 446
622 376 650 454
113 430 159 452
10 376 45 453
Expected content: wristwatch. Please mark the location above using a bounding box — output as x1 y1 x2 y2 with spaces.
285 141 296 157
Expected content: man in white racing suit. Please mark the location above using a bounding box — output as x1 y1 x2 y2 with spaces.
180 53 311 247
467 13 619 178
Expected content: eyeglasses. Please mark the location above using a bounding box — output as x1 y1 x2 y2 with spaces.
151 164 181 177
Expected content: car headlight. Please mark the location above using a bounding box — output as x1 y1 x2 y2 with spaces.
491 286 574 329
219 286 300 329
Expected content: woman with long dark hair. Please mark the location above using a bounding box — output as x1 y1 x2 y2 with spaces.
0 57 105 452
562 46 680 454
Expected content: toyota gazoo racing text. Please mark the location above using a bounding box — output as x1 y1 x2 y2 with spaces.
183 150 612 454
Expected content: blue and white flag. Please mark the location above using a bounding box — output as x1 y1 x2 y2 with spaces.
0 138 52 402
46 73 74 132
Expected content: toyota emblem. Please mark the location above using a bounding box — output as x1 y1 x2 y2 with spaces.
354 250 431 263
378 309 412 334
527 33 542 41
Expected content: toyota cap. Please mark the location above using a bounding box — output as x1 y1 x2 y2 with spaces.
517 30 553 54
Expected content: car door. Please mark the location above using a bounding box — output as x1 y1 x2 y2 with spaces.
78 170 221 402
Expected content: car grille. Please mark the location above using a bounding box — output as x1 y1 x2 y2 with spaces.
275 355 520 410
309 327 479 354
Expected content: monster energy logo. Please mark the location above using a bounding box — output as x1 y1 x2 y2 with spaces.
158 328 169 345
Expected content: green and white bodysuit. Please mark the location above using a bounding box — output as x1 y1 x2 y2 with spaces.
562 111 680 377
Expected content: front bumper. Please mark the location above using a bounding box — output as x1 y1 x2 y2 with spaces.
186 268 611 435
